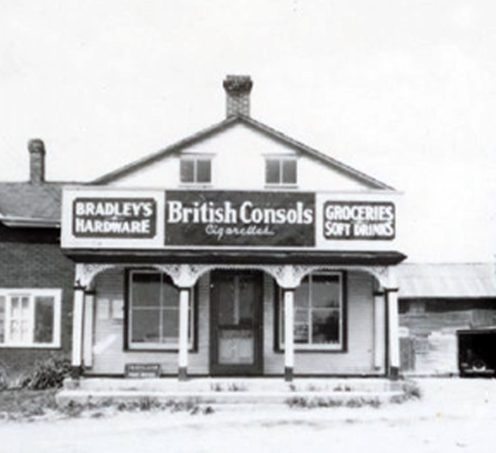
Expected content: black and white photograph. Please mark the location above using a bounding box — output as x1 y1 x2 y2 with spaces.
0 1 496 452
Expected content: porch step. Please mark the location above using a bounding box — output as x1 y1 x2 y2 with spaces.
56 390 403 407
56 378 406 407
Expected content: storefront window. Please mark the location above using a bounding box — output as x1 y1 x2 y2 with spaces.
128 271 193 350
280 272 344 350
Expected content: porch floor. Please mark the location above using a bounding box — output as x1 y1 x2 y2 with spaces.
57 377 406 407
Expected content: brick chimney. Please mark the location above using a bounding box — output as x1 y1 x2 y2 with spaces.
28 138 45 184
223 75 253 117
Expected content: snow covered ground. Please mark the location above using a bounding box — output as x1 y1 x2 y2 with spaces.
2 378 496 453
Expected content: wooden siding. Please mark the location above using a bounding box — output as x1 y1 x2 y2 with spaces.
88 269 380 376
399 299 496 375
107 124 369 191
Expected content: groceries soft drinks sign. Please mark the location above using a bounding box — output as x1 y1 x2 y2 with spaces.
61 188 399 250
323 201 395 240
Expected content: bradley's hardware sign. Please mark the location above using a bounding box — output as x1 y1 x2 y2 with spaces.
165 190 315 246
323 201 395 240
72 198 157 238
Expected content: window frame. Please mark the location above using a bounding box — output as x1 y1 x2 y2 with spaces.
126 270 196 351
265 156 298 187
0 288 62 349
277 272 346 352
179 155 213 185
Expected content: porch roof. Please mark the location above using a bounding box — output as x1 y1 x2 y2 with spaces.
64 249 406 266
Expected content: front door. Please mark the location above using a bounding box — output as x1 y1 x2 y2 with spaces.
210 270 263 376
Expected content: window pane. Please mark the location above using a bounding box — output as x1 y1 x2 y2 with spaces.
266 159 280 184
312 310 340 344
0 296 5 343
161 309 179 342
294 279 309 308
180 159 194 183
282 160 297 184
238 277 255 325
11 297 20 319
294 324 309 343
295 309 309 324
10 297 30 343
132 273 161 308
161 276 179 307
131 309 161 343
218 279 236 325
312 275 341 308
196 159 211 183
34 296 54 344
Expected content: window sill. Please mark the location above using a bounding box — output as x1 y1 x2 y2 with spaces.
179 183 213 188
264 184 299 190
0 344 61 349
127 346 197 353
276 346 346 354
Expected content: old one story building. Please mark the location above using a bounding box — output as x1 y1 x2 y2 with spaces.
397 263 496 376
61 76 406 380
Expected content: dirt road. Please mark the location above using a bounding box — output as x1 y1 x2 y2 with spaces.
1 379 496 453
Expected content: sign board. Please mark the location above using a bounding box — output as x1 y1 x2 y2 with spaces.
62 188 400 251
124 363 161 378
322 201 395 240
73 198 157 238
164 190 315 247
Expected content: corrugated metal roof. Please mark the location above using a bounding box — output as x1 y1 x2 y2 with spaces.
398 263 496 298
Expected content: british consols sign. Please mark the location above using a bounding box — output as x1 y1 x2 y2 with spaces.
164 190 315 247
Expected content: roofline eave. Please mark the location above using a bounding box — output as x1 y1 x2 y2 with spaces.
91 114 395 191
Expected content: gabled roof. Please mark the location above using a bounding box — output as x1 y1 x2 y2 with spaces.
92 115 394 190
0 181 67 227
398 263 496 298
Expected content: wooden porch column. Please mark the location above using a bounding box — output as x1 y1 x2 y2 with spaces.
373 291 386 370
178 288 190 381
386 288 400 378
284 289 295 382
83 291 95 369
71 287 85 378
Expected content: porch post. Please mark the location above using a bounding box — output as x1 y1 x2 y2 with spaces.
83 291 95 369
284 289 295 382
178 288 190 381
386 288 400 378
71 286 85 378
373 290 385 370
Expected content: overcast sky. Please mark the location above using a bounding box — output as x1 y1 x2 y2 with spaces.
1 1 495 262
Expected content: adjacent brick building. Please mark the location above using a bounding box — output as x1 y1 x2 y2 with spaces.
0 140 75 379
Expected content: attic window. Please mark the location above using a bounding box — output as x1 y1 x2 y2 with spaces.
265 158 297 185
180 157 211 184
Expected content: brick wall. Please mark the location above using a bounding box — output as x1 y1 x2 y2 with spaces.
0 225 75 379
